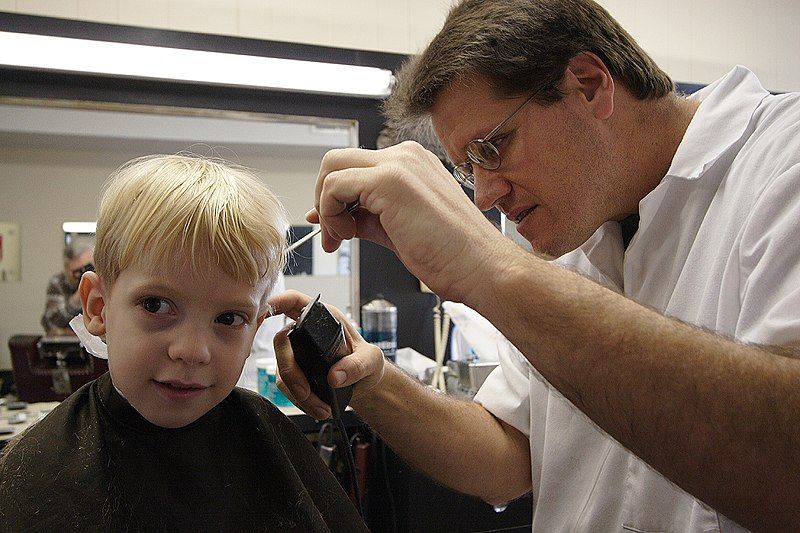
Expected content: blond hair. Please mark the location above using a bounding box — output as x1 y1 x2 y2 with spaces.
385 0 674 130
95 154 287 301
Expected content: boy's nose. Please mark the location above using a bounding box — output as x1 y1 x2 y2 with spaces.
167 331 212 365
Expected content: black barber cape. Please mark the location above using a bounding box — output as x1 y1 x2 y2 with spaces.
0 372 367 532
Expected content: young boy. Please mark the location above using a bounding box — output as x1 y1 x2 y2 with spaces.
0 155 367 532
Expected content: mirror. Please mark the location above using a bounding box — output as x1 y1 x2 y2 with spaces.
0 97 359 369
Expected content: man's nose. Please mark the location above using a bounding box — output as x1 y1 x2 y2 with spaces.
167 326 212 365
472 168 512 212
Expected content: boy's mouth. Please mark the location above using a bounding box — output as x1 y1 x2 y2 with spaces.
158 380 206 389
154 379 209 400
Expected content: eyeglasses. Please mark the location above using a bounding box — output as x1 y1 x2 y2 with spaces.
71 263 94 278
452 93 537 190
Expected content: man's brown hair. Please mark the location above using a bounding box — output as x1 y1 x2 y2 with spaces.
385 0 674 129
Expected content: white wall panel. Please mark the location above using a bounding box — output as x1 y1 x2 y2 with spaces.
664 0 693 83
377 0 411 54
77 0 117 24
167 0 237 35
630 0 669 72
236 0 272 41
15 0 77 18
118 0 169 29
689 0 731 84
598 0 636 34
726 0 775 89
774 0 800 92
268 1 335 48
332 0 380 52
406 0 451 54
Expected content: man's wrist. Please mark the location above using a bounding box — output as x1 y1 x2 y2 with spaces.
350 362 400 412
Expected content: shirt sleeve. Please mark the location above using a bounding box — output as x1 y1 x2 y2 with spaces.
40 274 80 333
473 339 534 437
472 224 624 438
736 167 800 346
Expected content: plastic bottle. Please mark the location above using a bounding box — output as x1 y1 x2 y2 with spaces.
361 296 398 362
256 358 293 407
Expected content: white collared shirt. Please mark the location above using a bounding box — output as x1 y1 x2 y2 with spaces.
475 66 800 532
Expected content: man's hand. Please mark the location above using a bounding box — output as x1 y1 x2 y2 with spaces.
310 141 502 302
269 290 385 420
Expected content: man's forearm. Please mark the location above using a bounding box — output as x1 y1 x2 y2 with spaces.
352 363 531 504
465 239 799 531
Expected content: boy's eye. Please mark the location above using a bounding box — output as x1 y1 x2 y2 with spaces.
216 312 246 327
141 297 171 315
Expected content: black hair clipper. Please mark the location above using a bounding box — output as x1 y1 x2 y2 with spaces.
287 294 353 416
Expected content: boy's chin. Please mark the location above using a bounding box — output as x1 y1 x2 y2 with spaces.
115 383 214 429
140 407 208 429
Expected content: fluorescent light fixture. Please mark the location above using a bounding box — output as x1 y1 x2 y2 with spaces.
0 31 394 97
63 222 97 234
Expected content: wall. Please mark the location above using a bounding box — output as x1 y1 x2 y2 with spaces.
2 0 800 91
0 137 344 369
595 0 800 92
0 0 454 56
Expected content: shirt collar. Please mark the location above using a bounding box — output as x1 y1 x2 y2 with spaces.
665 65 769 181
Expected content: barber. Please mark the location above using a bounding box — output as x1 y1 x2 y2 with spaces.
271 1 800 531
41 243 94 336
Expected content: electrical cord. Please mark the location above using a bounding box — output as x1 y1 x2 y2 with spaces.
330 387 364 518
377 433 398 532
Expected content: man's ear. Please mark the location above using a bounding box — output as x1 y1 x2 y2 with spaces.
79 272 107 336
562 51 615 120
256 313 267 329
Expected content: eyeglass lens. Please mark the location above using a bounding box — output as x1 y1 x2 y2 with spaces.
466 140 501 170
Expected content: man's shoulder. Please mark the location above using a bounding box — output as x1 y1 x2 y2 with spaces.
749 92 800 162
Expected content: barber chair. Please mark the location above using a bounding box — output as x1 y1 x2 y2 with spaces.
8 335 108 403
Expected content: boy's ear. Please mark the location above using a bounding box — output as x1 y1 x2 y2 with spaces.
79 271 107 336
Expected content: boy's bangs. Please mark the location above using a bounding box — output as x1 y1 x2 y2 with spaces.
122 202 284 287
96 155 287 289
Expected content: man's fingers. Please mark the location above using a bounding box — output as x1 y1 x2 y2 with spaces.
268 289 314 320
329 345 383 388
272 324 332 419
268 289 380 415
305 209 320 224
315 147 380 207
275 375 331 421
269 293 346 420
272 325 309 400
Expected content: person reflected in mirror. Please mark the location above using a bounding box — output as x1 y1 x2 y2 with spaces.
40 243 94 336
